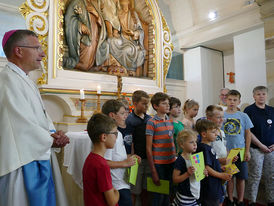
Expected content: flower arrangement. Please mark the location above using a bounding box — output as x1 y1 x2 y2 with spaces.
122 93 134 113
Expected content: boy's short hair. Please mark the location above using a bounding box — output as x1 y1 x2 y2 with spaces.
253 86 268 94
206 105 223 118
195 119 218 135
177 129 197 148
169 97 181 110
227 89 241 99
132 90 149 103
151 92 169 110
87 113 117 143
102 99 125 115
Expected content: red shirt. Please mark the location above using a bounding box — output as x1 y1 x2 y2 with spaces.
83 152 116 206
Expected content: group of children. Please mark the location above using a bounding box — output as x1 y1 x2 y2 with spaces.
82 89 253 206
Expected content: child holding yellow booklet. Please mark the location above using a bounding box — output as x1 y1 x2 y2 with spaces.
196 119 232 206
172 129 208 206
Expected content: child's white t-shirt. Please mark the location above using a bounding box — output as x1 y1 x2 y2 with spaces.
211 129 227 159
185 159 200 199
104 131 130 190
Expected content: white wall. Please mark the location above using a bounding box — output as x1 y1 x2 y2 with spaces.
0 7 26 57
166 78 187 120
234 27 267 105
184 47 203 118
184 47 223 118
200 47 224 110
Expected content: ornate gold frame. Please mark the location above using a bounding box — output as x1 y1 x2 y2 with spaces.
19 0 173 91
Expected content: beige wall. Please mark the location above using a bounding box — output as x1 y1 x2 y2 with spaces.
266 48 274 106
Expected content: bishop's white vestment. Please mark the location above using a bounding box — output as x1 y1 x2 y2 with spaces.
0 62 68 206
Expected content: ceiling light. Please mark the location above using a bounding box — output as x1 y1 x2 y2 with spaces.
246 0 255 5
208 11 218 21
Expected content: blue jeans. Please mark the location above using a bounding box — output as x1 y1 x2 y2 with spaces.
118 189 132 206
152 163 174 206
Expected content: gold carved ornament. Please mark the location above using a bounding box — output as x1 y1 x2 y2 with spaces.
161 12 174 92
18 0 173 91
19 0 49 85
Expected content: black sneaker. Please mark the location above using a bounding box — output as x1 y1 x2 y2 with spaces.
226 199 234 206
236 202 245 206
248 203 256 206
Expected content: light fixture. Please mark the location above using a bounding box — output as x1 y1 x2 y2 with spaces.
245 0 255 5
208 11 218 21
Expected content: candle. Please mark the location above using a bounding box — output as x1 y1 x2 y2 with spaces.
97 85 101 94
80 88 85 99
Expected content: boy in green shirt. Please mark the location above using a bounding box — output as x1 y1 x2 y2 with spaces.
169 97 184 153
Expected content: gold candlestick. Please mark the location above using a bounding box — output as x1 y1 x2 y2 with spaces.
76 99 87 123
117 75 122 99
96 94 102 112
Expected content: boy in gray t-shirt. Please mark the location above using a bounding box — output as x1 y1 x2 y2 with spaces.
223 90 253 206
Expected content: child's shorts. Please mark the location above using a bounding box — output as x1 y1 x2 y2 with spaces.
130 159 151 195
220 182 227 203
234 158 248 180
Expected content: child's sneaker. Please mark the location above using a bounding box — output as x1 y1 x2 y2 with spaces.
226 199 234 206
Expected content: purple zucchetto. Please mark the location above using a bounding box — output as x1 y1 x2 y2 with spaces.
2 30 18 49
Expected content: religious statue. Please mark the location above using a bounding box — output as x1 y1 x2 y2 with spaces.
108 0 146 76
99 0 120 38
63 0 146 77
63 0 109 71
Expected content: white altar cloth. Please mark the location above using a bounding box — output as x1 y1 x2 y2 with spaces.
64 131 93 189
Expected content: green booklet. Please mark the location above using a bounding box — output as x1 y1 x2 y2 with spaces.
129 158 139 185
147 177 169 195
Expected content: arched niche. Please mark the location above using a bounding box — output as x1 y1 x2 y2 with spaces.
19 0 173 94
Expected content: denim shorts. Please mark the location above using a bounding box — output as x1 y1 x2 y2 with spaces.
118 189 132 206
234 158 248 180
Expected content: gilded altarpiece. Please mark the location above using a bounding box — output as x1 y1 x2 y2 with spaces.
18 2 173 202
19 0 173 94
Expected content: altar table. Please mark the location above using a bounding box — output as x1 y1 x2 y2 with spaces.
64 131 93 189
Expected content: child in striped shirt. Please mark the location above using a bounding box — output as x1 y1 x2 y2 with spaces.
146 92 176 206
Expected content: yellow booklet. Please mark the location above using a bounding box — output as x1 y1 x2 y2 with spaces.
223 164 239 175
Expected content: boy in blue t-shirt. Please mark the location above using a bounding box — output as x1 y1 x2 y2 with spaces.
223 90 253 206
196 119 232 206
